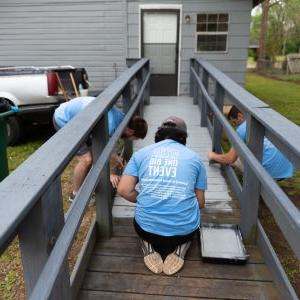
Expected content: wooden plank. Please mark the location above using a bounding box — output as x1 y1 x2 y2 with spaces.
93 237 263 264
87 255 273 282
70 219 96 300
18 177 71 299
252 107 300 169
240 115 264 243
78 290 206 300
81 272 280 299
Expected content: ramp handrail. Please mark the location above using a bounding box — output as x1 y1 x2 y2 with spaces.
190 58 299 300
0 58 150 299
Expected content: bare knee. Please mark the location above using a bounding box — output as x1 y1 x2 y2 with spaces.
78 152 92 170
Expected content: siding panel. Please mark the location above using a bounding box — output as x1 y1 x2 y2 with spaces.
0 0 127 91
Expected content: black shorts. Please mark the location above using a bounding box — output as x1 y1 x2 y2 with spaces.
53 115 91 156
133 218 197 257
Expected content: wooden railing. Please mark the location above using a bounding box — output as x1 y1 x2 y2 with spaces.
190 58 300 300
0 58 150 300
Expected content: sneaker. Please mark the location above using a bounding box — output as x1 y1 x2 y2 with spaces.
163 241 191 275
89 193 96 207
140 239 163 274
68 192 76 203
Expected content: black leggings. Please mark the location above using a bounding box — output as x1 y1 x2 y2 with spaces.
133 219 197 257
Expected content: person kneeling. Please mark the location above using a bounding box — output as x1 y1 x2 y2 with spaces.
117 116 207 275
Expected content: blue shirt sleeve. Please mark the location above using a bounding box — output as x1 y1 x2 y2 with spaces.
195 160 207 190
236 121 247 142
123 154 139 177
108 107 125 136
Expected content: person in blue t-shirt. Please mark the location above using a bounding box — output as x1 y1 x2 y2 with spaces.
117 116 207 276
208 106 294 180
53 96 148 201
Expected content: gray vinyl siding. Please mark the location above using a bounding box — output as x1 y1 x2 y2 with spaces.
127 0 252 95
0 0 252 95
0 0 127 92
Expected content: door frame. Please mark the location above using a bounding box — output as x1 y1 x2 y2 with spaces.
139 4 182 96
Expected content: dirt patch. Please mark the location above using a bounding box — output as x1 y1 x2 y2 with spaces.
259 186 300 298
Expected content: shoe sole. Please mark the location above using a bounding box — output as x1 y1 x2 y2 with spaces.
163 253 184 275
144 252 163 274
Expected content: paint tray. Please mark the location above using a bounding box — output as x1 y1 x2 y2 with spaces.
199 223 248 264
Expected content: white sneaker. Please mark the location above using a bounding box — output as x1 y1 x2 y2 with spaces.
68 192 76 203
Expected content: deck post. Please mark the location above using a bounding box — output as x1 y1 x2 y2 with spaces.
144 61 150 105
190 59 195 99
200 69 208 127
240 115 264 244
193 61 200 105
137 71 144 118
92 114 112 239
18 177 71 299
212 82 224 153
122 82 133 162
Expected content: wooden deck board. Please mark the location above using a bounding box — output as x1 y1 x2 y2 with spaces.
80 272 280 299
77 96 281 299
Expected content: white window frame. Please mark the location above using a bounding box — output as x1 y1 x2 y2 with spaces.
195 13 229 53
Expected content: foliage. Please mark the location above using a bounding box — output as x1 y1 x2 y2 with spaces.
250 14 261 43
251 0 300 58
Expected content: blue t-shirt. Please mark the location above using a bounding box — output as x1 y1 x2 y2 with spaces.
236 121 294 179
123 139 207 236
54 96 125 136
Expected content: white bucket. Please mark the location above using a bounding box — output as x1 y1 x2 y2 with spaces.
80 89 89 96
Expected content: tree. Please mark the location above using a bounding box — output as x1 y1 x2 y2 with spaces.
253 0 300 70
257 0 270 70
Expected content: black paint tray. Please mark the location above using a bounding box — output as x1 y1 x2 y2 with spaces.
199 223 248 264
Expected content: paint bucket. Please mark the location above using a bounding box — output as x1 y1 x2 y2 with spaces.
80 89 89 96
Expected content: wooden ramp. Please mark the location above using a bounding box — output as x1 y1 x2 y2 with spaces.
78 96 280 299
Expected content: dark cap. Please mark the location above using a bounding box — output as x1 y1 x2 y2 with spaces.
161 116 187 133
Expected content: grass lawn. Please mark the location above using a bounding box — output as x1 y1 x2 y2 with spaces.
246 73 300 125
246 72 300 295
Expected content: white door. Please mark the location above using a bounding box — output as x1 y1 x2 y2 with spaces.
142 10 179 96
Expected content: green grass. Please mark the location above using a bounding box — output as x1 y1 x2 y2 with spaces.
245 73 300 125
7 140 44 172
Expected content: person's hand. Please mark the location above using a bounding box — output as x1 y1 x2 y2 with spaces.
208 151 215 161
110 174 121 189
111 153 124 169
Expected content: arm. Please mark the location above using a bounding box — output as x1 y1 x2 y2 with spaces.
195 189 205 209
117 175 138 203
208 147 238 165
109 152 125 189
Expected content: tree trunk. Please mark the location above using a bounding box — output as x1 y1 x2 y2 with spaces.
257 0 270 71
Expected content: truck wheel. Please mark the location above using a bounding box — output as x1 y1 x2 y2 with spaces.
6 116 22 146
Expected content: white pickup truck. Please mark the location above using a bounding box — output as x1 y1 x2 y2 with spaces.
0 66 89 145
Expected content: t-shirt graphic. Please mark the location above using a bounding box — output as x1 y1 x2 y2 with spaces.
144 147 187 201
124 139 207 236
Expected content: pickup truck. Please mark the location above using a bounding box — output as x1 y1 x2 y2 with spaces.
0 66 89 145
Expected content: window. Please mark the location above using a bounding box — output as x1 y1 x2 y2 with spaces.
196 13 229 52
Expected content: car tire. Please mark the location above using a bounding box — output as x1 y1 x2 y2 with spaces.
6 116 22 146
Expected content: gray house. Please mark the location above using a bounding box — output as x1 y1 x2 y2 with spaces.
0 0 260 96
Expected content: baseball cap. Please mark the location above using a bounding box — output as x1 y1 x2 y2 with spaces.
161 116 187 133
